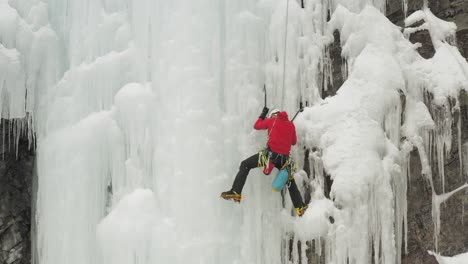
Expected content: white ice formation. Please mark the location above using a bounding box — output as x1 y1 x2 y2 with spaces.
0 0 467 263
430 251 468 264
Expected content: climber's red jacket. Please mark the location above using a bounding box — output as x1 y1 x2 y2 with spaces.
254 111 296 155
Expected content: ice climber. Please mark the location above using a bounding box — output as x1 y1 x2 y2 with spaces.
221 107 308 217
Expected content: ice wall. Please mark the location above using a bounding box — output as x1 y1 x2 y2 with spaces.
0 0 466 263
35 1 238 263
296 6 408 263
31 0 337 262
0 0 59 146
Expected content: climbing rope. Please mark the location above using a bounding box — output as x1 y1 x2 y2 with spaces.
281 0 290 108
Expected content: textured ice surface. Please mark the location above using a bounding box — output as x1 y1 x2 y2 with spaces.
0 0 466 263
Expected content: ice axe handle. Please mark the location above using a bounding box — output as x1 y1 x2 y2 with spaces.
291 107 304 122
291 101 306 122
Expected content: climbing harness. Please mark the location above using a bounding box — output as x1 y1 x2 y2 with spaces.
258 148 274 175
259 147 297 192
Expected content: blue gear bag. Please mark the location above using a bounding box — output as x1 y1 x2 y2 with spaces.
272 169 289 192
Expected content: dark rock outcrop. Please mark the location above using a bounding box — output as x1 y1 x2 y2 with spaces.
0 121 34 264
388 0 468 262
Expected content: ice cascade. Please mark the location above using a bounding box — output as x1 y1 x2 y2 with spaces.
0 0 467 264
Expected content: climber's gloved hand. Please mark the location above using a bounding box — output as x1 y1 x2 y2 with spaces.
259 106 269 119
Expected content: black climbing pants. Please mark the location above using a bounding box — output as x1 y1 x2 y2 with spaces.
231 153 305 209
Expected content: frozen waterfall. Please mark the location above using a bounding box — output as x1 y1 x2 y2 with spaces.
0 0 467 263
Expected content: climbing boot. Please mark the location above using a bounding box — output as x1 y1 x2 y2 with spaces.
295 204 308 217
220 190 242 203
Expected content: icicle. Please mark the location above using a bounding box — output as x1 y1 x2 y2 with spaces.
396 140 412 263
404 194 408 255
463 145 468 228
291 235 299 264
402 0 408 18
14 119 20 158
311 149 325 190
317 237 322 260
432 183 468 252
432 101 453 194
458 105 463 179
341 59 348 82
281 236 288 264
322 46 333 92
301 240 307 264
463 198 465 224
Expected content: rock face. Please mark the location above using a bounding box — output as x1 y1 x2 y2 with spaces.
403 120 468 264
327 1 468 263
388 1 468 263
0 122 34 264
400 58 468 263
325 30 344 98
387 0 468 30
